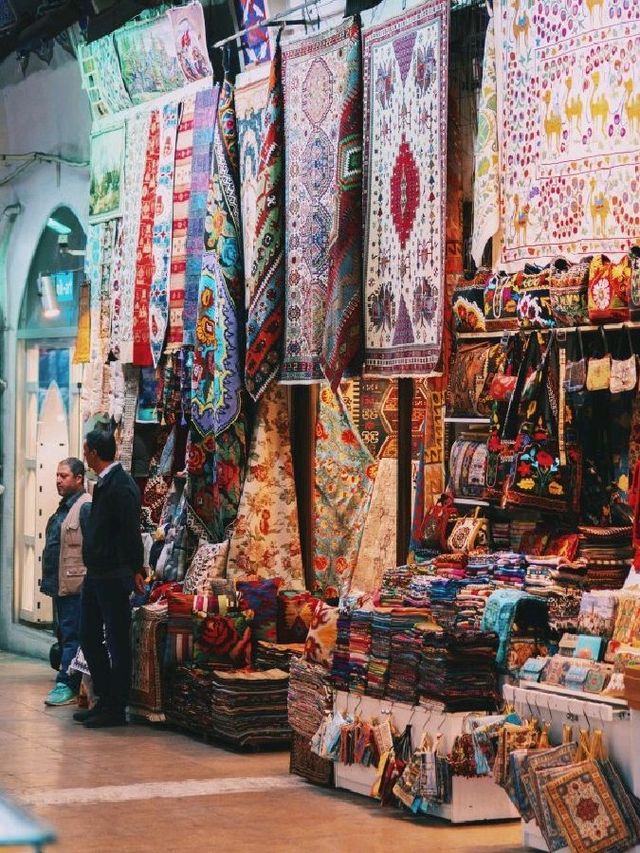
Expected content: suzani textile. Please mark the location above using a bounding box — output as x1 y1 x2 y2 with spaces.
149 103 178 367
245 47 285 401
227 384 304 588
281 19 361 383
313 384 376 597
362 1 449 377
493 0 640 267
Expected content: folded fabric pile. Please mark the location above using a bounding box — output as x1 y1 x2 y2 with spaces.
465 553 496 579
209 669 291 748
493 552 528 586
365 608 427 698
348 609 373 694
254 641 305 672
417 630 499 712
403 574 435 608
387 629 422 704
577 526 632 590
453 582 494 631
510 519 539 552
433 552 468 580
288 657 333 739
331 609 352 691
129 602 168 722
377 565 416 606
428 579 461 630
163 666 215 735
492 521 511 550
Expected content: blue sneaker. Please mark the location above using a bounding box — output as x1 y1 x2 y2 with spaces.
45 684 77 706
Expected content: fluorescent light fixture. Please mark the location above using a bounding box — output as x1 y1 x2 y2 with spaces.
46 217 72 236
38 274 61 319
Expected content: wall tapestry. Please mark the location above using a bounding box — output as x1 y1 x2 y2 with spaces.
245 45 285 401
281 18 360 383
494 0 640 267
227 384 304 588
167 1 213 82
340 377 397 460
313 384 376 597
166 96 196 352
88 123 125 224
362 0 449 377
78 36 132 120
149 103 179 368
182 87 218 346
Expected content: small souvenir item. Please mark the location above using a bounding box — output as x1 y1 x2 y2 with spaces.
519 657 549 682
588 254 631 323
574 635 604 662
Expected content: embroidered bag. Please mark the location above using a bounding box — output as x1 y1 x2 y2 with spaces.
446 508 490 553
452 270 490 332
517 268 555 330
586 328 611 392
588 254 631 323
484 272 521 331
418 492 458 551
610 328 637 394
563 328 587 393
477 342 510 416
446 343 490 416
549 257 590 327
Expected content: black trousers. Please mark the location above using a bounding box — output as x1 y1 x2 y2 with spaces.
80 575 133 713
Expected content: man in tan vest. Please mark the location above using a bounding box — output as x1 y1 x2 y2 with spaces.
41 457 91 706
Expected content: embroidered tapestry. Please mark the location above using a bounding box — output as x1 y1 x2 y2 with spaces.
78 35 132 120
231 0 271 67
167 2 213 82
362 1 449 377
471 12 499 267
227 384 304 588
109 223 125 358
149 103 179 368
493 0 640 267
313 384 376 596
351 456 397 593
182 87 218 347
118 366 140 472
245 45 285 401
132 110 160 367
119 112 151 364
281 19 360 383
166 96 196 353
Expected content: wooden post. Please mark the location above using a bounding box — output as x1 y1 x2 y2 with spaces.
290 384 319 591
396 378 413 566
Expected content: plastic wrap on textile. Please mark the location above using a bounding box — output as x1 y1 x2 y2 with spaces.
129 602 167 722
351 457 397 594
227 383 304 587
77 34 132 119
362 1 449 377
313 384 376 596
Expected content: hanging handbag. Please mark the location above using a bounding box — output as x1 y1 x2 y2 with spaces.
517 267 555 330
476 342 510 416
586 328 611 392
447 507 490 553
588 254 631 323
484 272 521 331
418 493 458 551
449 436 488 498
549 257 590 327
610 327 637 394
452 270 490 332
563 328 587 393
446 343 490 416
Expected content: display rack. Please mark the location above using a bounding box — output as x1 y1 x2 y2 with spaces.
457 321 640 341
332 690 519 824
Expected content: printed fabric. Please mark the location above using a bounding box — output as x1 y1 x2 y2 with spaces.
227 383 304 588
73 282 91 364
351 457 397 594
281 19 361 383
245 45 285 401
149 103 179 367
77 35 132 119
313 384 376 596
167 2 213 82
493 0 640 268
362 1 450 377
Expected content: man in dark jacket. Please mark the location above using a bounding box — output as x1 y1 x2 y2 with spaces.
41 457 91 706
75 429 145 728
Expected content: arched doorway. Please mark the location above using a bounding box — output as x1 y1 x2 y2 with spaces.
14 206 86 627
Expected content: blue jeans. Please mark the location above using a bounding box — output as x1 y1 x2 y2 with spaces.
55 594 81 691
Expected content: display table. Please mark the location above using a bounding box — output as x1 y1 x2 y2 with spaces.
503 682 640 853
332 691 519 824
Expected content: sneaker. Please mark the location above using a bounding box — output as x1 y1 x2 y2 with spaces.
83 710 127 729
44 684 77 706
73 703 102 723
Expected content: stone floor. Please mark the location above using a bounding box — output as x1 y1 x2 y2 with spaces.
0 651 523 852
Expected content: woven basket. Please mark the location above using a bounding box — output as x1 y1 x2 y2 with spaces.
289 732 334 787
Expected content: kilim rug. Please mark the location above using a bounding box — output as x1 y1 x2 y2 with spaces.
340 378 397 460
362 0 449 377
132 110 161 366
313 384 376 596
281 18 361 383
149 102 179 368
119 112 151 364
227 383 304 588
493 0 640 267
245 44 285 401
166 97 196 352
182 87 218 346
129 602 168 722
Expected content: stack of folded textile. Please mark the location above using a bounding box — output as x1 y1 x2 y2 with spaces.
453 582 494 631
288 657 333 739
510 519 538 552
433 552 468 580
163 666 215 735
465 553 496 579
209 669 291 748
417 630 499 712
348 609 373 694
428 579 461 630
492 521 511 550
254 640 304 672
387 629 423 704
377 565 416 606
403 574 435 609
493 552 528 586
366 609 393 698
330 609 352 691
577 526 632 590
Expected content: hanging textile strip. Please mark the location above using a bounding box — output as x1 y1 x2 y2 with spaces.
313 384 376 597
182 86 219 347
85 223 103 366
119 111 151 364
167 2 213 83
234 63 270 300
362 0 450 378
77 34 132 120
493 1 640 268
281 19 360 384
471 12 499 268
245 44 285 401
117 365 140 472
109 221 125 359
149 103 179 368
351 456 397 594
227 383 304 587
73 282 91 364
132 110 161 367
98 221 117 362
321 16 363 390
166 96 196 353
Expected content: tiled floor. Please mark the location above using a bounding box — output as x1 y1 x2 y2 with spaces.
0 651 523 852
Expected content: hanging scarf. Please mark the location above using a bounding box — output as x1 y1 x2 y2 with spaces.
245 41 285 401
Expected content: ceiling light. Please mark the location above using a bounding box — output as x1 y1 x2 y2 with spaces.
46 217 72 236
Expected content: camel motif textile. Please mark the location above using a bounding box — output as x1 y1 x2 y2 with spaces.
362 1 450 377
493 0 640 268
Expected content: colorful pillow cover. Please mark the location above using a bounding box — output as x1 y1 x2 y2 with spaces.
182 539 230 594
192 610 253 670
304 602 339 668
236 576 282 643
277 590 318 644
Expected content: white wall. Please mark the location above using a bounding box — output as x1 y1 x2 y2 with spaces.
0 45 91 657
